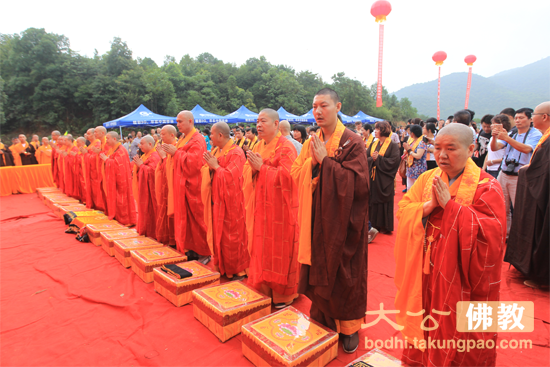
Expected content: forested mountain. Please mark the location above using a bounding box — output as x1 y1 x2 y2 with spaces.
393 57 550 119
0 28 420 137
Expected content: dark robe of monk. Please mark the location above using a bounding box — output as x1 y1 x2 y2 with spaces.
21 142 38 165
366 140 400 232
299 128 370 327
504 136 549 284
0 147 15 166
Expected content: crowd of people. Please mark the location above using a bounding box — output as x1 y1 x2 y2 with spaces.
4 88 549 365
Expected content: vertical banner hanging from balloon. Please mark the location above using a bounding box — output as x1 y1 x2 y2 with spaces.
371 1 392 108
464 55 476 109
432 51 447 121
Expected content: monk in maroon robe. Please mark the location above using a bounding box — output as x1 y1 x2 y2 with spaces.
291 89 369 353
132 135 161 238
243 108 300 308
99 131 136 226
203 122 249 280
395 124 506 366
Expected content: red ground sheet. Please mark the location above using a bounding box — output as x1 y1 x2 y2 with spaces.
1 183 548 366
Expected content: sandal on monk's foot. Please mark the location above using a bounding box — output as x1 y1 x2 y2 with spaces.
342 332 359 354
524 280 540 289
231 274 247 281
274 300 293 309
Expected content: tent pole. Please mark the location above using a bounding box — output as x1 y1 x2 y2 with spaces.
119 126 122 138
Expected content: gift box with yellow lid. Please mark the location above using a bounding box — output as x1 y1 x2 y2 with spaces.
192 281 271 343
153 261 220 307
113 236 164 268
241 306 339 367
130 247 187 283
84 223 127 246
99 228 139 255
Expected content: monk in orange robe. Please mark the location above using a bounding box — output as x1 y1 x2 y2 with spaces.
55 136 70 193
163 112 209 262
132 135 161 238
36 137 53 164
31 135 40 151
84 127 107 211
63 135 80 197
68 137 87 202
49 131 61 186
395 124 506 367
243 108 300 308
155 125 178 246
99 131 136 226
9 138 24 166
202 122 249 280
291 88 369 353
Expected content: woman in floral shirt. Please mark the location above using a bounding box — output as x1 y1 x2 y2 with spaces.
403 125 427 190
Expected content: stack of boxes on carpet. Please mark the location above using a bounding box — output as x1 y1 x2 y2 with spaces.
37 186 383 367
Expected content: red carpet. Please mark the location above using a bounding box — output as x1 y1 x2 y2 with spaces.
1 185 548 366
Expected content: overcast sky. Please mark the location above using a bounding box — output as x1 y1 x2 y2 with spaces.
3 0 549 93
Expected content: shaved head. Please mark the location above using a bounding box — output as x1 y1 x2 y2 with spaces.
76 137 86 146
52 131 61 137
95 126 107 140
437 123 473 148
162 125 177 135
260 108 279 123
279 120 291 134
176 111 194 135
107 131 119 140
536 101 550 114
66 134 74 143
212 122 230 138
142 135 155 145
177 111 194 120
96 126 106 134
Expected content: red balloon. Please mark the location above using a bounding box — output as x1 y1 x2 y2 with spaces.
371 0 392 22
432 51 447 66
465 55 477 66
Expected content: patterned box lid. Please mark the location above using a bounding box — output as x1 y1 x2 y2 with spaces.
193 281 270 315
347 348 403 367
100 229 139 241
114 236 161 250
242 306 338 365
131 247 185 264
57 205 88 211
88 223 126 234
153 261 218 285
71 216 110 227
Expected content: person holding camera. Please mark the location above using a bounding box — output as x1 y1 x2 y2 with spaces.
491 108 542 236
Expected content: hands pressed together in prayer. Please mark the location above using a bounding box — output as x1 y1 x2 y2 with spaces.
133 155 143 167
162 144 177 157
70 151 77 156
79 146 88 154
423 175 451 217
91 146 101 154
203 152 219 170
156 144 166 159
247 151 263 172
99 153 108 162
309 134 328 166
371 151 379 161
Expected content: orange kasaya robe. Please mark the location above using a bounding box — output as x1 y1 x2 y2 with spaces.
9 144 24 166
103 143 137 226
247 136 259 151
201 140 249 277
64 145 80 198
50 140 60 186
291 120 369 335
57 146 70 193
71 147 87 202
36 145 52 165
173 129 209 256
395 159 506 367
84 138 106 211
155 141 177 245
133 150 161 239
243 132 300 302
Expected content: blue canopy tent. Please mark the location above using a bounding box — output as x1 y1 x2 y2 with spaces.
291 108 316 124
277 107 302 122
338 112 362 124
224 105 258 124
191 105 237 124
352 111 384 123
103 104 177 135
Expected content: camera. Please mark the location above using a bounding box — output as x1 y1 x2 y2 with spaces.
503 159 519 174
